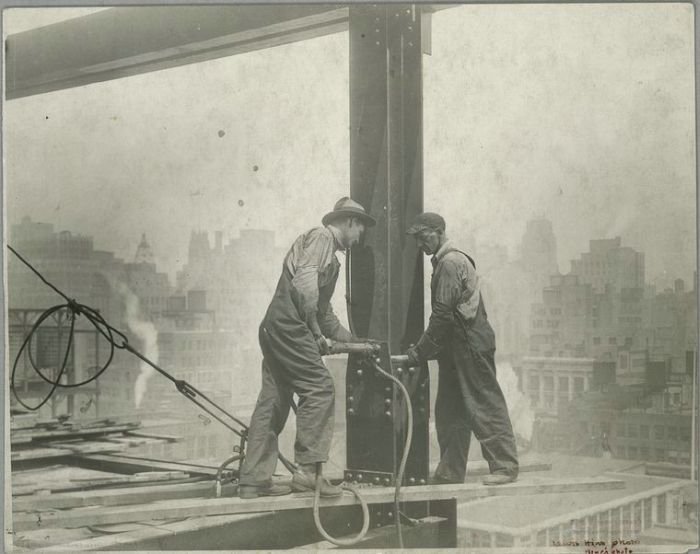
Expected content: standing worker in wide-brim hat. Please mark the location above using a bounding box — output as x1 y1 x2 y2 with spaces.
239 197 376 499
404 212 519 486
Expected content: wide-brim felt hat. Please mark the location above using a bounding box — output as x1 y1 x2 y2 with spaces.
322 197 376 227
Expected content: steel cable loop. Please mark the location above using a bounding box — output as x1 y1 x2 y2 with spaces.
10 300 121 410
7 245 129 411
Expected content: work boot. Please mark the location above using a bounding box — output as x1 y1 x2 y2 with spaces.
292 468 343 497
481 473 517 486
238 483 293 499
431 473 463 485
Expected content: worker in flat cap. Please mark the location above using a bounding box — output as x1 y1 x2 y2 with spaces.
239 197 376 499
405 212 519 486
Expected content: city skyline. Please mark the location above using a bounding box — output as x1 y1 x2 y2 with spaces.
4 4 696 288
8 212 694 293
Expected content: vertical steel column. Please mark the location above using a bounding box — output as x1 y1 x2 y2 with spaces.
348 3 424 351
346 4 430 493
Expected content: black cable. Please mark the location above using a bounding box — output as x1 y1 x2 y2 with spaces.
8 246 129 411
8 245 297 475
7 246 228 432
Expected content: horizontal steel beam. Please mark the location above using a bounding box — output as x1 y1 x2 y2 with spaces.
5 4 456 100
5 5 349 99
12 476 626 531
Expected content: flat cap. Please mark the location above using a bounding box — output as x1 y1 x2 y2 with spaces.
406 212 446 235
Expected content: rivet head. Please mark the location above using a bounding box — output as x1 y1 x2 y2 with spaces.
419 479 426 485
375 357 381 363
358 473 363 481
384 398 392 406
348 408 355 415
375 41 380 46
347 472 353 480
374 477 380 484
409 477 416 484
348 396 354 402
388 512 393 518
385 387 391 393
385 410 392 417
397 367 403 374
357 370 363 377
408 367 415 374
384 478 391 485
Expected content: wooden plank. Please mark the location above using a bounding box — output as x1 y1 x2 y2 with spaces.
12 447 74 462
72 453 219 477
11 422 140 443
38 513 270 552
68 471 189 488
11 441 128 463
123 431 182 443
12 476 626 532
13 480 226 511
10 414 39 431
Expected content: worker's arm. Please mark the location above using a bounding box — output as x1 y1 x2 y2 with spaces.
290 230 335 339
319 302 353 343
413 257 464 361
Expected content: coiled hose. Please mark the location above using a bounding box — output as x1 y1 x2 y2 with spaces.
311 356 413 548
312 463 370 546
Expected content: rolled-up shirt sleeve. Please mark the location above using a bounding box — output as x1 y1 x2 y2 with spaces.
290 231 335 321
415 258 463 361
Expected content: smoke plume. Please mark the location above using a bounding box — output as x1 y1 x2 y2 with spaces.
115 282 159 409
497 361 535 443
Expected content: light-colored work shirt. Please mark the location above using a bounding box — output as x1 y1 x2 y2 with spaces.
284 226 352 342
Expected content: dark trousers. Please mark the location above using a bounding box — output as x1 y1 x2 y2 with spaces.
434 338 519 482
239 325 335 487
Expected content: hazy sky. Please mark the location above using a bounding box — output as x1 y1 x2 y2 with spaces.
4 4 696 285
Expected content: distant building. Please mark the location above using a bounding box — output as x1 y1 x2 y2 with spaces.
646 281 697 373
519 217 559 283
589 285 647 361
121 234 172 319
611 411 692 465
534 350 694 466
529 274 594 358
571 237 645 294
516 356 594 416
134 233 155 265
478 218 559 361
8 217 114 317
